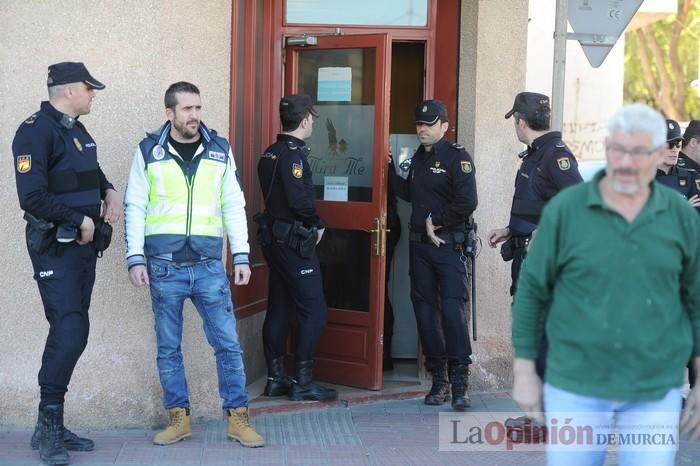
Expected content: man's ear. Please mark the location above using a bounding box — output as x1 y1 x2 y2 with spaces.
165 107 174 121
63 85 76 99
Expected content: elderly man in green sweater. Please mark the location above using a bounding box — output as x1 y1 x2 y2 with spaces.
512 104 700 466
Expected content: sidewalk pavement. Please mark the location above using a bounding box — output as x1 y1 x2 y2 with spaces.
1 391 698 466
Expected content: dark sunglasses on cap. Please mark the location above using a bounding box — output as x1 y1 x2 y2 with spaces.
668 140 682 149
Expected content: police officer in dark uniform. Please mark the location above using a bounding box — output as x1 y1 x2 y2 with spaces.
487 92 582 298
678 120 700 172
256 94 337 402
389 100 477 411
656 119 700 401
488 92 581 438
679 120 700 398
656 119 700 212
12 62 121 465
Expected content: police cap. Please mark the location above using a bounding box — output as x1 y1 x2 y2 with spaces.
415 100 448 125
666 119 683 142
505 92 550 119
682 120 700 142
280 94 319 117
47 62 105 90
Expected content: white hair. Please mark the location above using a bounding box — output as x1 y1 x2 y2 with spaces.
607 104 666 148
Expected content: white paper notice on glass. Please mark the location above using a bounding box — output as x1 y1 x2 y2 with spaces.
324 176 349 202
317 67 352 102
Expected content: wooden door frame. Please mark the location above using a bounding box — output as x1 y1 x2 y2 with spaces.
227 1 463 360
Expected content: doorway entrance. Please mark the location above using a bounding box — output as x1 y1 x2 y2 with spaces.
283 37 430 389
386 41 425 373
231 0 461 391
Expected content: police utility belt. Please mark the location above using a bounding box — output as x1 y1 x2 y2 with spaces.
24 212 112 256
500 235 530 262
409 228 470 249
253 213 317 258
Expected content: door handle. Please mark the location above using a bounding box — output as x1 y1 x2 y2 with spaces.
365 216 387 257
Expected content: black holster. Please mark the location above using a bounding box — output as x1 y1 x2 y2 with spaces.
500 238 515 262
271 219 317 258
93 220 113 257
23 212 56 254
295 222 317 259
501 236 528 262
253 212 273 246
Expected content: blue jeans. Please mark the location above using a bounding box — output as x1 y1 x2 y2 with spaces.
147 258 248 410
544 383 680 466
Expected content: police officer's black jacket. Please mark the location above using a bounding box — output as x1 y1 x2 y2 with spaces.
678 152 700 172
655 165 700 212
390 137 477 232
258 134 325 229
508 131 582 236
12 102 113 226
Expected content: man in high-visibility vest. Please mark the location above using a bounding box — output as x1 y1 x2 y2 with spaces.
124 81 263 448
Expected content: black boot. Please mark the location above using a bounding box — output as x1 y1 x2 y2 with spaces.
288 360 338 401
449 364 471 411
38 404 70 466
263 357 291 397
31 407 95 452
424 363 450 405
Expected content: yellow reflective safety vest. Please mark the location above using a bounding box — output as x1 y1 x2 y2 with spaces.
138 122 231 259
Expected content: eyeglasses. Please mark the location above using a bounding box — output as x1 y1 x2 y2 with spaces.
606 144 659 159
667 140 682 149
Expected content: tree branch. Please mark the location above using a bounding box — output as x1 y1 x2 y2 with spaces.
634 29 660 106
670 0 692 120
642 25 680 119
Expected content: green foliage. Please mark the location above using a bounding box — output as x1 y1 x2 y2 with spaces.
624 1 700 119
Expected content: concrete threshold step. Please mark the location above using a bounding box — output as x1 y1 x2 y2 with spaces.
247 375 430 416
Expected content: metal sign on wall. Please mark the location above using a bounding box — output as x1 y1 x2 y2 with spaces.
568 0 644 68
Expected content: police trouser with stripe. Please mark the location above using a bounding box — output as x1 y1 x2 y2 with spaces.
28 242 96 408
409 240 472 369
262 241 328 363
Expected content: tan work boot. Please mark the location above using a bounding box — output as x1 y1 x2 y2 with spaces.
153 407 192 445
227 407 264 448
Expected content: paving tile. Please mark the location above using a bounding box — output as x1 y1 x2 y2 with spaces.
115 445 163 464
3 392 698 466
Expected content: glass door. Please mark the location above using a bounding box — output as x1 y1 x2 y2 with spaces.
285 34 392 389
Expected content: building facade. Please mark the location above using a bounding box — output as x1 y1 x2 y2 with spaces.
1 0 533 427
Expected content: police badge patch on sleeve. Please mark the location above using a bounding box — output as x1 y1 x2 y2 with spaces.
292 163 303 178
17 155 31 173
152 145 165 160
460 160 472 174
556 157 571 171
